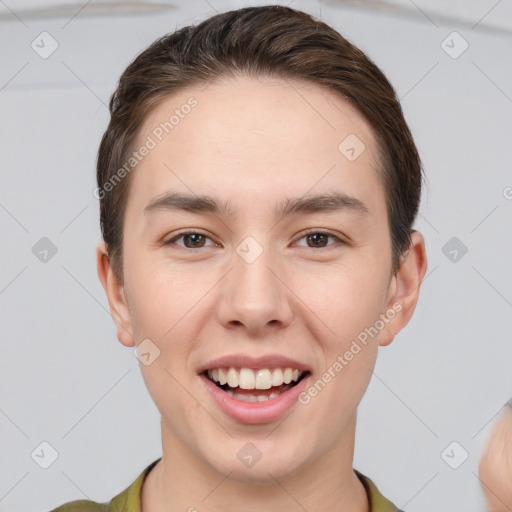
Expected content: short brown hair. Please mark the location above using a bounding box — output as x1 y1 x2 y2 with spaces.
97 5 424 283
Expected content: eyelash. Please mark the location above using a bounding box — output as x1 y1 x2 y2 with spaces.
163 229 346 250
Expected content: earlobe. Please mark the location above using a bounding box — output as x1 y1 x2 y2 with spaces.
379 231 428 347
95 241 135 347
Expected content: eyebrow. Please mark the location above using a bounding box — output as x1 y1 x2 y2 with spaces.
143 191 370 219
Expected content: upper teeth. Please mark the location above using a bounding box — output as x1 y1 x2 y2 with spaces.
207 367 303 390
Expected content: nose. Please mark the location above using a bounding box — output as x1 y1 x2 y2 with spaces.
216 238 293 335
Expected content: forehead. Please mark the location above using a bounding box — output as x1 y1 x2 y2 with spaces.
128 75 385 217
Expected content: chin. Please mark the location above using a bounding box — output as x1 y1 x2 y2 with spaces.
201 440 309 484
214 461 298 485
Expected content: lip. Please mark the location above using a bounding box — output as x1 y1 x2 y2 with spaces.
197 354 312 373
200 371 311 425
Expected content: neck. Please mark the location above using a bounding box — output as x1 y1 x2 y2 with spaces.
142 417 369 512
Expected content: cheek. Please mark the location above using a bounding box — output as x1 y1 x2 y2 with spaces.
294 259 388 342
130 270 201 417
294 261 386 412
125 265 211 400
124 247 199 340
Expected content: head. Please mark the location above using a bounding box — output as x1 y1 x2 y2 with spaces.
96 5 427 482
479 401 512 511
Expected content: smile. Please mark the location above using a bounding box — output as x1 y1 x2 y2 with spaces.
200 367 312 424
204 367 309 402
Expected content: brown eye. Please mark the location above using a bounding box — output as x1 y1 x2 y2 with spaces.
164 231 215 249
296 230 344 249
182 233 206 248
306 233 329 248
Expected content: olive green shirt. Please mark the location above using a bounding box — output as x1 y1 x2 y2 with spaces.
49 458 404 512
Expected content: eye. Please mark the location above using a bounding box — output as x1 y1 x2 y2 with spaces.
295 230 345 249
163 231 217 249
162 229 346 250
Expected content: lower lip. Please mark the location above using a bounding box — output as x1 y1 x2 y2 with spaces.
200 373 311 425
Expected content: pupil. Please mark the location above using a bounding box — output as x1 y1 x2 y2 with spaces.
185 234 204 248
308 233 327 247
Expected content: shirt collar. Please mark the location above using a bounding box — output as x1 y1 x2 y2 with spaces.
110 458 403 512
354 469 404 512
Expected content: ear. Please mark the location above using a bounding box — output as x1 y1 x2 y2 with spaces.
96 240 135 347
379 230 427 347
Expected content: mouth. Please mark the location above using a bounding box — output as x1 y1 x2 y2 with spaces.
201 367 311 402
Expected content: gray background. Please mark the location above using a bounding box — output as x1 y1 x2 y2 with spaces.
1 1 511 511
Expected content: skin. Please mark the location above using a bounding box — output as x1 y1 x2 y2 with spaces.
97 75 427 512
479 407 512 511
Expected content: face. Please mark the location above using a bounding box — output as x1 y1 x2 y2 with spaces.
98 75 426 483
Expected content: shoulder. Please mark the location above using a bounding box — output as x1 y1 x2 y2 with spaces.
47 499 110 512
47 458 161 512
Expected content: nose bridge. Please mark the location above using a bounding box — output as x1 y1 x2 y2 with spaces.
221 234 291 330
234 234 279 301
